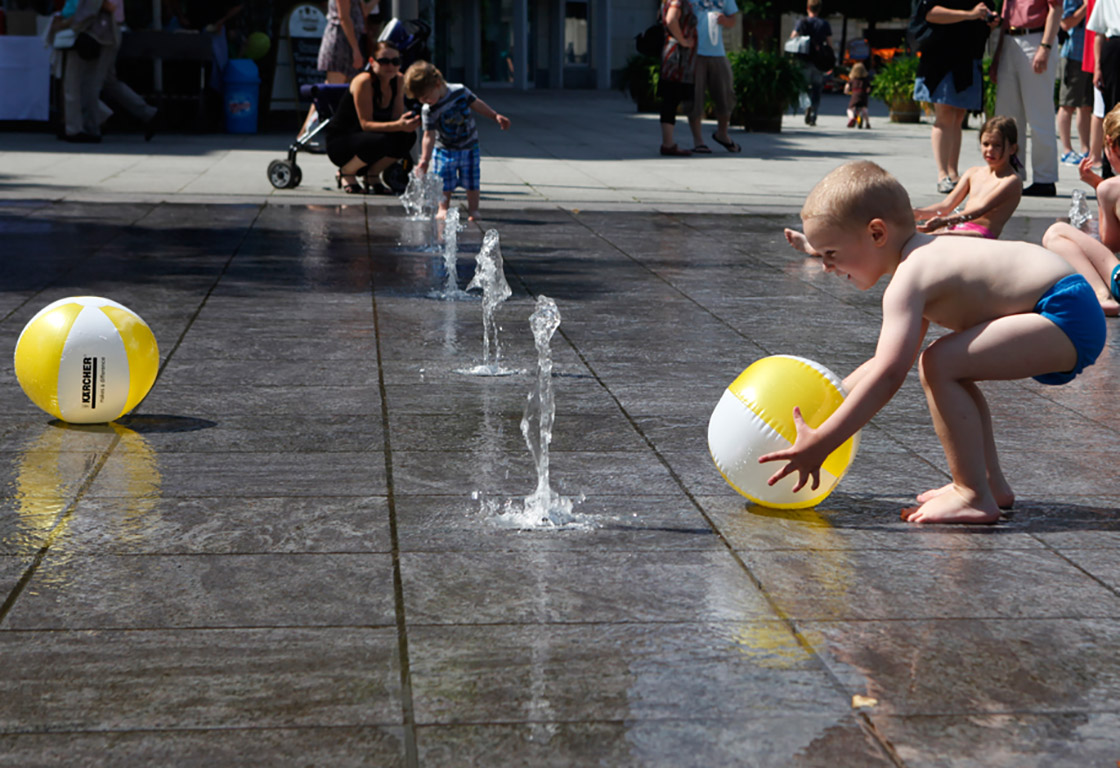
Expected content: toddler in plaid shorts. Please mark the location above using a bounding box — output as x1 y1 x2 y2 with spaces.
404 61 511 221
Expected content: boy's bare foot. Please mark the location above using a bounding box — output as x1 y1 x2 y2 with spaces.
784 228 812 254
468 211 480 222
901 487 1001 525
917 482 1014 510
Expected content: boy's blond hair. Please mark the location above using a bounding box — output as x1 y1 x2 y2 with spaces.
801 161 915 232
403 60 444 99
1103 103 1120 148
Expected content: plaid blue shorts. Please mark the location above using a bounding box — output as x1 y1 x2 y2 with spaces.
434 146 481 192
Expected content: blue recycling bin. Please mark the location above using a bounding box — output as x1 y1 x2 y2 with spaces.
224 59 260 134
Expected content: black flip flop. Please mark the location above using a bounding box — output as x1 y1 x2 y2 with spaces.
712 133 741 153
692 144 712 154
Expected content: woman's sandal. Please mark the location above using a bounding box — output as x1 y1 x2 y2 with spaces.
711 133 741 153
336 172 364 194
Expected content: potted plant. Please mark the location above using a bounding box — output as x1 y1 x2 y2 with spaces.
870 55 921 123
620 54 661 113
728 47 806 132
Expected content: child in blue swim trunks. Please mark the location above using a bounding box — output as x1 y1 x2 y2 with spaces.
404 61 511 222
1043 103 1120 316
777 161 1106 526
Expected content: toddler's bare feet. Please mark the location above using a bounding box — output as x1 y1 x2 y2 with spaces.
917 482 1014 510
784 228 813 255
468 210 480 222
902 486 1001 525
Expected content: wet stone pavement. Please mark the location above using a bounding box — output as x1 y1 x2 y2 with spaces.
0 199 1118 767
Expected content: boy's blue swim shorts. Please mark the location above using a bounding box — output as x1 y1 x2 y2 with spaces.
1033 274 1107 385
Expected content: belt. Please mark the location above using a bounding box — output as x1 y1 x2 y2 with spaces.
1006 25 1045 36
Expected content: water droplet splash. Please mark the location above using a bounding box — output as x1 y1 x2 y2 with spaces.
400 170 444 220
1069 188 1093 230
480 296 589 529
457 229 522 376
432 208 473 300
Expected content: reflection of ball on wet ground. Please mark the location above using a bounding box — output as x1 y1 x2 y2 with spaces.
14 297 159 424
708 355 860 509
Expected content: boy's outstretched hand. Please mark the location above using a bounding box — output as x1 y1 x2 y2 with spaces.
758 406 826 492
784 228 813 255
916 216 948 233
496 114 511 130
1079 155 1103 188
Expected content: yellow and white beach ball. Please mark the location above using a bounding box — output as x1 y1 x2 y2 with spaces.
14 297 159 424
708 355 860 509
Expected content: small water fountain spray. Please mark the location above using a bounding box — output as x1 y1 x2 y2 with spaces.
400 170 443 220
438 207 468 298
1069 188 1093 231
457 229 519 376
484 295 582 528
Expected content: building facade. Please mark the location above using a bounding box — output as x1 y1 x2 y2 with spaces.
387 0 657 90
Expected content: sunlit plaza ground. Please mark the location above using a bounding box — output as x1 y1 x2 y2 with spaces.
0 91 1118 766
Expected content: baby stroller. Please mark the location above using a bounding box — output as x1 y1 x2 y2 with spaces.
377 18 431 71
265 17 431 191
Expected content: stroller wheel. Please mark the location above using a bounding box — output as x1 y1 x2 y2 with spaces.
267 159 299 189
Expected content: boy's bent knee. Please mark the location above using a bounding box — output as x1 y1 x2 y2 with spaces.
1042 221 1073 248
918 341 957 386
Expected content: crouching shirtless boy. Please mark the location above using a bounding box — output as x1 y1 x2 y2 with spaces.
771 161 1106 524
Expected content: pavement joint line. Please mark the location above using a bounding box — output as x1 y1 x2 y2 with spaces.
0 431 121 628
550 208 909 768
0 199 156 325
148 200 266 388
0 199 265 631
367 205 420 768
1034 541 1120 599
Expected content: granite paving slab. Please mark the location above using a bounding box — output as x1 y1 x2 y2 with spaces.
0 200 1116 766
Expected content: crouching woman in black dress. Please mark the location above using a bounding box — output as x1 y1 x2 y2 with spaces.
326 41 420 193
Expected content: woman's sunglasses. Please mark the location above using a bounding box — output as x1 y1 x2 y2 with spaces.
375 57 402 66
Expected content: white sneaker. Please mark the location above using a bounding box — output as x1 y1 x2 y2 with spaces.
1060 150 1084 165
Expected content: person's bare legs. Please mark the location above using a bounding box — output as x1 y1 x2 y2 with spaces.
903 315 1078 524
436 191 452 220
338 154 369 190
1077 105 1093 155
363 155 396 187
932 104 966 183
1058 105 1075 155
688 112 705 149
661 121 679 149
915 381 1015 508
1043 222 1120 314
1090 114 1104 166
713 113 733 146
466 189 480 221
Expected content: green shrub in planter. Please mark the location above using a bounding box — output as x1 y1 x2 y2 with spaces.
621 54 661 113
870 55 921 122
728 48 806 132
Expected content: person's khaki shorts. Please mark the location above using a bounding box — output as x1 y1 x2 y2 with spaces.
1059 56 1094 108
691 55 736 118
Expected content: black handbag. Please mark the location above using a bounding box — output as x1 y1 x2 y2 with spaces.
74 31 101 60
635 23 664 58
